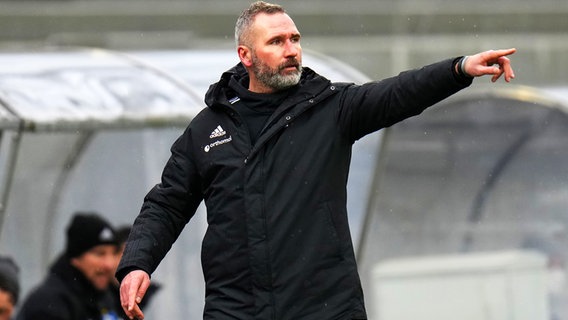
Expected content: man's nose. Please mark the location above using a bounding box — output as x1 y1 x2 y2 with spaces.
102 254 117 270
284 40 299 57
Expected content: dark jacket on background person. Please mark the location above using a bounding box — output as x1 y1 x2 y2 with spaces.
17 255 119 320
117 58 472 319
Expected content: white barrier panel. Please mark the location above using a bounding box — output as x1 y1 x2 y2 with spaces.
370 250 548 320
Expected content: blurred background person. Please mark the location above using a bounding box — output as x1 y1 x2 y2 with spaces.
17 212 121 320
0 256 19 320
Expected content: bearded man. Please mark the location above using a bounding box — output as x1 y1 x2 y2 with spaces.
116 2 516 319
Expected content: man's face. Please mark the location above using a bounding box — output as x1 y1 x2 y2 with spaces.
0 289 14 320
71 244 118 291
239 12 302 93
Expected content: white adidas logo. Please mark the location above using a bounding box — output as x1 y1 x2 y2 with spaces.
209 125 226 139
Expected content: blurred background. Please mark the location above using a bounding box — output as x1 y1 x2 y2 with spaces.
0 0 566 85
1 0 568 319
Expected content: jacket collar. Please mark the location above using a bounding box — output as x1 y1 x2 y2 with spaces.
204 62 331 110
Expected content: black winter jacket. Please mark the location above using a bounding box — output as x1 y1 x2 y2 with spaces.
17 255 120 320
117 59 472 319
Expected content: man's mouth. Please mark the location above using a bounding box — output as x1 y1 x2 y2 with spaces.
281 65 299 74
280 60 299 72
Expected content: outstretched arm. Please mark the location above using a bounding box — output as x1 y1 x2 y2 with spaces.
458 48 516 82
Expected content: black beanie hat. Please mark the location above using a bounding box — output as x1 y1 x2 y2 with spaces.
0 255 19 304
65 212 118 258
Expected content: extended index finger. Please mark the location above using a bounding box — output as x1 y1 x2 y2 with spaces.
485 48 517 60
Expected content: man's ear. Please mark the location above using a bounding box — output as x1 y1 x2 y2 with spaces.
238 45 253 67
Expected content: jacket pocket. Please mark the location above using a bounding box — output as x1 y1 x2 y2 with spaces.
321 201 351 259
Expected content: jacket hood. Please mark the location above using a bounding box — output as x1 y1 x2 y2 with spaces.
204 62 331 109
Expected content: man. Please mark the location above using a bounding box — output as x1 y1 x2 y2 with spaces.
0 256 19 320
17 213 121 320
116 2 516 319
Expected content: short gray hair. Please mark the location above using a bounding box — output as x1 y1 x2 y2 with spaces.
235 1 286 47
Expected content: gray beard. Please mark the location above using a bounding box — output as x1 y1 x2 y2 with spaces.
252 59 302 91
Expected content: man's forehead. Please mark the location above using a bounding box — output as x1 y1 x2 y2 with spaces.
252 12 299 37
85 243 118 254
